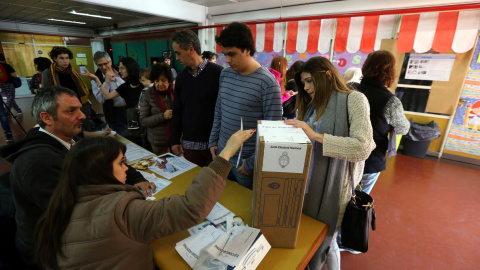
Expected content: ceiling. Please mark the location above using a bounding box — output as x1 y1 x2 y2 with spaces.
0 0 256 30
0 0 180 28
0 0 477 37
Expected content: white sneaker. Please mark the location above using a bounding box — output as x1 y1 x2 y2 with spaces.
339 247 362 254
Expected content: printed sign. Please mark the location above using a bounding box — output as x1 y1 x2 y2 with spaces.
262 142 307 173
405 54 456 81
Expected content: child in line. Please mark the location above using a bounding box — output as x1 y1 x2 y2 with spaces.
133 68 153 130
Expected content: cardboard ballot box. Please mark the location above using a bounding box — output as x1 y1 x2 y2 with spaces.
252 120 313 248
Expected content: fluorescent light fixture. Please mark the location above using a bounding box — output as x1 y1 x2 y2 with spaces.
48 18 86 25
70 10 112 19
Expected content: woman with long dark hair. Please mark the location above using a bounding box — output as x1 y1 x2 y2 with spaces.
35 130 254 269
285 56 375 270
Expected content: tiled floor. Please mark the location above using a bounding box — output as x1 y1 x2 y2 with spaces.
341 153 480 269
1 96 480 269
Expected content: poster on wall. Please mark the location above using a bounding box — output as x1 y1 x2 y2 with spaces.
444 39 480 158
404 54 456 81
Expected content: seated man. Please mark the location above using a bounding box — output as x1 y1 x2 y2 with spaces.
0 86 155 267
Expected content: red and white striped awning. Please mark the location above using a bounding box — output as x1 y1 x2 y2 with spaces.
397 10 480 53
216 10 480 54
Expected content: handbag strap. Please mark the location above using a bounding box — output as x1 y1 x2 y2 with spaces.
345 93 356 196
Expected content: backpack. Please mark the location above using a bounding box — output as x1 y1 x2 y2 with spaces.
0 64 8 83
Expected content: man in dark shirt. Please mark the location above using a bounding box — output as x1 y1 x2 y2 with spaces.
0 86 155 266
170 29 223 167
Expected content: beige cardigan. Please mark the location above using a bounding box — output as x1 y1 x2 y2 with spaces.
322 91 376 226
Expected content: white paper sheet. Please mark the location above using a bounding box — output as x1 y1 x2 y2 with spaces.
139 172 172 200
125 143 141 153
175 225 225 268
188 221 212 236
262 142 307 173
125 149 154 163
205 226 260 267
206 203 235 225
258 121 310 143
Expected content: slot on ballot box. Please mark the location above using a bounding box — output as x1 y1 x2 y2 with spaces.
252 120 313 248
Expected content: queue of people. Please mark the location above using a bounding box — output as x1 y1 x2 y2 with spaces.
0 21 410 270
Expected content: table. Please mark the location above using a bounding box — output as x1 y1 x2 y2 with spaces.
117 135 328 269
151 166 328 270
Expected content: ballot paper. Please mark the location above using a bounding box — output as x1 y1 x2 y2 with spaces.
258 121 310 143
236 117 243 168
148 153 197 180
188 221 212 236
204 226 262 267
175 225 225 268
150 178 172 196
206 203 235 225
125 143 142 153
125 149 154 163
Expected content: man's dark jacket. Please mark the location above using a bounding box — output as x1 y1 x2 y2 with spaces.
0 127 146 265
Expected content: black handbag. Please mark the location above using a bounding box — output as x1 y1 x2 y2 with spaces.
340 163 376 252
13 77 22 88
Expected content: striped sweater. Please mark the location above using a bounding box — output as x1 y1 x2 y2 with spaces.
208 66 282 174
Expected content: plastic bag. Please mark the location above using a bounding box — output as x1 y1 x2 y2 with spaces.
405 119 441 141
193 246 229 270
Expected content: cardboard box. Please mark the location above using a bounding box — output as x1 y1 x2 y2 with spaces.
252 120 313 248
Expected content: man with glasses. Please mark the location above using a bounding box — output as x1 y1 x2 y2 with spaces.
85 51 127 134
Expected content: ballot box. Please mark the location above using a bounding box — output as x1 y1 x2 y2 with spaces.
252 120 313 248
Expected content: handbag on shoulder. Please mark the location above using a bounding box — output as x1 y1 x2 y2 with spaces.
13 77 22 88
340 163 376 252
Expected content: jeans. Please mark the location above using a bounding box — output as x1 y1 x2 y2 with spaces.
0 93 12 134
359 172 381 194
228 159 253 189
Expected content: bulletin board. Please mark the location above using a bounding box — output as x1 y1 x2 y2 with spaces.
381 39 475 115
443 36 480 160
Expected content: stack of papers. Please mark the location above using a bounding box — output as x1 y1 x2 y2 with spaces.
177 226 266 269
205 202 235 225
125 143 155 163
175 225 226 268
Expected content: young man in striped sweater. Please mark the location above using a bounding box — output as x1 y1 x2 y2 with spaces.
209 22 282 189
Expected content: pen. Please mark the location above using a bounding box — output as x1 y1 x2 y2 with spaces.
220 231 234 256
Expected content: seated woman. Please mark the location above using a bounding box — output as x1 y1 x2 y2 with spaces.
285 56 375 270
34 130 254 269
139 63 174 155
29 57 51 94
